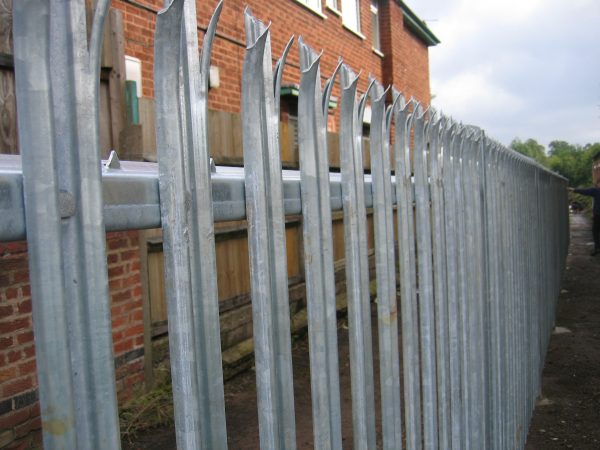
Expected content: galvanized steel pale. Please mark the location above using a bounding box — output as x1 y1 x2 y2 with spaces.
428 116 451 450
297 39 343 450
339 64 377 450
8 3 571 449
413 105 439 450
370 79 402 450
242 10 296 450
13 0 121 448
392 91 423 450
153 0 227 448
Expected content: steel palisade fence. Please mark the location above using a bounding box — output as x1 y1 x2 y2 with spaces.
3 1 569 449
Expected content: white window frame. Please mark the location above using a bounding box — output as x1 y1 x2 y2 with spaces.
370 0 382 54
341 0 362 36
326 0 341 14
293 0 327 19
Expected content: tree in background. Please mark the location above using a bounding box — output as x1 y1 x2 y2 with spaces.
510 139 600 188
510 138 549 166
547 141 600 187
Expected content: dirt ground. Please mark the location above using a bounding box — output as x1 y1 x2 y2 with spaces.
125 213 600 450
525 213 600 449
124 313 386 449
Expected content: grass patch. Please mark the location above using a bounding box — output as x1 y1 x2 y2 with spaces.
119 377 174 443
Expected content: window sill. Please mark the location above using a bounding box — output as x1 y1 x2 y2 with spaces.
342 23 366 40
372 47 384 58
325 5 342 17
293 0 328 20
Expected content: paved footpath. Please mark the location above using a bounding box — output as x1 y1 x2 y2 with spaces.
525 213 600 449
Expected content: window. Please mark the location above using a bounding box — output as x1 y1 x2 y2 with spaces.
326 0 340 11
294 0 327 18
371 0 381 53
296 0 322 12
341 0 361 33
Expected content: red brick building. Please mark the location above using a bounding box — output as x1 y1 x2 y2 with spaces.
0 1 438 447
113 0 437 113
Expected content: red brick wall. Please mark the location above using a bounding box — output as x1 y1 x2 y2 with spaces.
379 0 431 105
0 231 144 449
106 231 145 404
0 242 40 450
112 0 432 116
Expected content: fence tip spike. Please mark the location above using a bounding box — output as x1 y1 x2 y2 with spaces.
282 35 295 57
322 59 343 116
340 63 359 90
333 58 343 73
389 87 402 109
210 0 224 18
363 77 375 97
368 75 385 100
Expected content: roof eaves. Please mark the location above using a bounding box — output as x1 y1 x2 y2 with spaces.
396 1 441 47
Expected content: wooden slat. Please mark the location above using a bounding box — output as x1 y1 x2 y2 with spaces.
99 79 114 156
285 225 302 281
215 231 251 300
0 69 17 154
280 118 299 168
0 0 12 56
107 9 126 153
147 246 168 325
0 0 15 155
139 97 157 161
209 109 244 165
144 221 305 331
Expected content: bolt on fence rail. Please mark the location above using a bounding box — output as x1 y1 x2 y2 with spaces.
3 1 569 449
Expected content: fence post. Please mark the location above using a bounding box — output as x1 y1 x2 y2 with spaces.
339 64 377 450
153 1 228 448
441 120 464 450
412 105 439 450
428 115 451 449
392 92 422 450
463 129 487 449
12 1 120 448
484 139 502 450
242 10 296 450
369 80 402 450
297 39 343 450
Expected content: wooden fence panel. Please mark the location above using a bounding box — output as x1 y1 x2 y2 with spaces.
0 0 16 155
0 69 16 154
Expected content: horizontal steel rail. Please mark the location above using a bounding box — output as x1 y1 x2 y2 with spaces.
0 154 383 242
